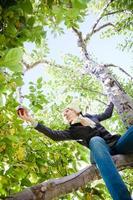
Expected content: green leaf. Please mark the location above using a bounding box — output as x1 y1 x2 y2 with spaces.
4 48 23 63
27 17 35 26
0 35 6 46
21 178 32 186
15 77 24 86
19 0 33 14
72 0 88 9
37 77 43 84
29 85 36 92
6 24 17 36
0 72 5 82
0 48 23 72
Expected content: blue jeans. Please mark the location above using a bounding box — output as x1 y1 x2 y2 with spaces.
89 125 133 200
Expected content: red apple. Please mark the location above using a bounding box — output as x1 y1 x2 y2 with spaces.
17 107 25 116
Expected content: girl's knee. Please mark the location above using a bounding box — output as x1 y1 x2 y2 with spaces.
89 136 104 145
89 136 107 151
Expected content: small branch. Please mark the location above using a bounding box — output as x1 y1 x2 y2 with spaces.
85 0 115 43
104 10 133 16
22 59 85 76
104 9 125 16
17 65 25 105
18 87 24 104
104 64 133 81
72 27 84 46
22 59 63 72
93 22 116 34
95 98 107 106
22 60 43 70
80 84 107 97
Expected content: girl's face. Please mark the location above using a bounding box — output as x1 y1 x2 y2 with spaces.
63 108 78 123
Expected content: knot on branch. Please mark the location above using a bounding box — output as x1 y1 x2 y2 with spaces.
120 102 133 113
77 39 82 47
41 186 47 192
104 78 116 89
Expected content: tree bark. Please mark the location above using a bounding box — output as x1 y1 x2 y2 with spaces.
5 154 133 200
85 59 133 127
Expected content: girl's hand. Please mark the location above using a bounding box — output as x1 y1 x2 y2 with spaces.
17 107 34 123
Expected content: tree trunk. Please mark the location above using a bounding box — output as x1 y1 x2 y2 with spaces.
85 58 133 128
5 154 133 200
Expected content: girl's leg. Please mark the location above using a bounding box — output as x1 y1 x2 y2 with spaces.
114 125 133 154
89 136 131 200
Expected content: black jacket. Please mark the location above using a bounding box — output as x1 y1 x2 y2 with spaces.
35 102 121 149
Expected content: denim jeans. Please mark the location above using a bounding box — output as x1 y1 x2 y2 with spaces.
89 125 133 200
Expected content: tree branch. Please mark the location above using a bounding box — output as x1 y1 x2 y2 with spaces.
5 154 133 200
93 22 116 34
104 10 133 16
104 64 133 81
85 0 115 43
104 9 125 16
22 59 63 72
80 84 107 97
72 27 91 61
95 98 107 105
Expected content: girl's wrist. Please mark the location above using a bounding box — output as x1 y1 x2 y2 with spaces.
28 118 38 127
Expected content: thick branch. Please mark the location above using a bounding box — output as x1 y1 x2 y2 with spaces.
6 154 133 200
72 27 91 61
105 64 133 81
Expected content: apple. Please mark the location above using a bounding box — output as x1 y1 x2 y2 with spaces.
17 107 25 116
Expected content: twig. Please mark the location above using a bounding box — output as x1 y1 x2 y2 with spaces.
104 10 133 16
93 22 115 34
80 84 107 97
104 64 133 81
104 9 125 16
22 59 63 72
95 98 107 106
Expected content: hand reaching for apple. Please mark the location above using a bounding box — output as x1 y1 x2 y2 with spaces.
17 106 34 123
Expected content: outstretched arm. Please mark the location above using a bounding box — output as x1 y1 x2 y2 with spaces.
17 107 72 141
35 123 72 141
95 102 114 121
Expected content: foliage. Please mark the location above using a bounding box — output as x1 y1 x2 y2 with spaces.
102 0 133 51
0 0 133 199
0 0 88 71
0 81 89 197
0 55 93 198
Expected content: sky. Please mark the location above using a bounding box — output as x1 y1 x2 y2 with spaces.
23 13 133 101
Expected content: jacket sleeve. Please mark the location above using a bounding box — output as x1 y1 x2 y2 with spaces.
34 123 73 141
94 102 114 122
